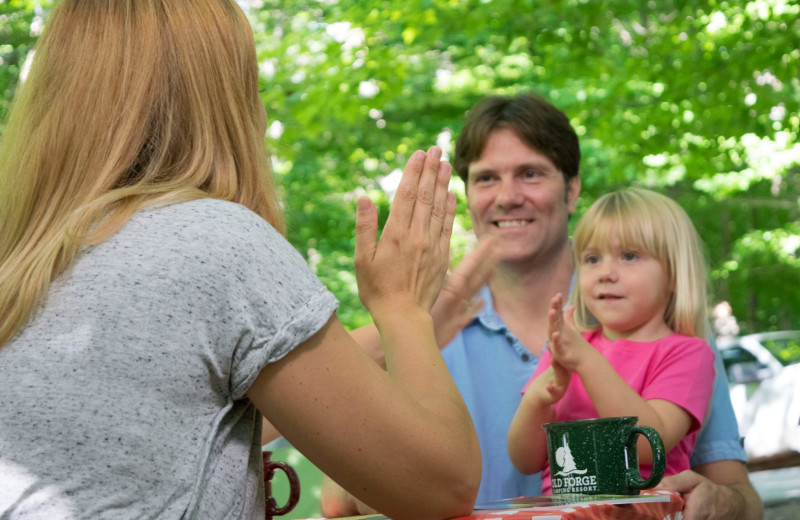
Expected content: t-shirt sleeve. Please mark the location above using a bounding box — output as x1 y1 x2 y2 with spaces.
186 201 339 400
640 336 716 433
690 331 747 465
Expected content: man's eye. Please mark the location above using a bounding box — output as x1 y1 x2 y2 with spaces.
470 174 493 184
523 170 540 179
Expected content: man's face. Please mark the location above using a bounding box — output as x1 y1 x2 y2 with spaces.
466 128 580 265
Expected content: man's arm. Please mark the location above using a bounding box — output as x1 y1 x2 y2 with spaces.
659 332 763 519
659 461 763 520
261 416 281 445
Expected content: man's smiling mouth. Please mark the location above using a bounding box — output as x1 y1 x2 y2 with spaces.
494 220 532 228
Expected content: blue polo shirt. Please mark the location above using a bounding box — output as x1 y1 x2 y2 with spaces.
441 286 746 504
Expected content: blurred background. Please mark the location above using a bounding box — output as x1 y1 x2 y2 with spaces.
2 0 798 517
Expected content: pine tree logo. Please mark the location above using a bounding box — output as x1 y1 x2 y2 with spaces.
553 438 588 476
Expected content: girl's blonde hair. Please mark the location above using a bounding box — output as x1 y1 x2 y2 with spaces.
0 0 284 347
571 188 708 338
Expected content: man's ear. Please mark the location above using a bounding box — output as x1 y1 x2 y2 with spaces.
566 175 581 214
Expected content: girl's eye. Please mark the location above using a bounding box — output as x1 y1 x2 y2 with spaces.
583 254 599 264
622 251 638 261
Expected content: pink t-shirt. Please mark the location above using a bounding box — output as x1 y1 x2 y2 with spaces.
524 331 715 494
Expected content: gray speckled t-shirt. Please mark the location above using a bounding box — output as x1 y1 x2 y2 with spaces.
0 199 339 519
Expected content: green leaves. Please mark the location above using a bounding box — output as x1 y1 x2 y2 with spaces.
2 0 798 333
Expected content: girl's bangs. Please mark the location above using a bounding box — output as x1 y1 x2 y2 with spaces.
579 209 658 256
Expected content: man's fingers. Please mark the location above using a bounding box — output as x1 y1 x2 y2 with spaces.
463 235 498 287
320 475 359 518
447 235 498 297
658 470 703 493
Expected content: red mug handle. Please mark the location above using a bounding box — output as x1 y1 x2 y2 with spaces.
263 451 300 520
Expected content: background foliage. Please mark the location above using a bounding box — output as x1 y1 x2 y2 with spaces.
2 1 799 516
2 0 798 333
250 0 800 334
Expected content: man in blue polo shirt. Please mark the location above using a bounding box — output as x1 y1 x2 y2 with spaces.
322 92 763 520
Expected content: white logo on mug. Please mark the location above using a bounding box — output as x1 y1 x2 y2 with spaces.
551 437 598 493
553 439 587 476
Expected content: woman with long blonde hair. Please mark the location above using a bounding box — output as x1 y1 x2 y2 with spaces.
0 1 480 518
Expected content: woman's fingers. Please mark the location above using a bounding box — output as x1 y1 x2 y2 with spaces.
408 146 443 235
354 196 378 275
385 150 426 231
441 191 457 246
386 146 447 235
354 146 452 315
428 159 452 240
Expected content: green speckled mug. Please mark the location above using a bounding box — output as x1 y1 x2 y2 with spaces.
542 416 666 495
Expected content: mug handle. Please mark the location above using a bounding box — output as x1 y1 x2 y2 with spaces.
263 451 301 520
624 425 666 490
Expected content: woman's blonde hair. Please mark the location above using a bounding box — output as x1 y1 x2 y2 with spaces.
0 0 284 346
571 188 708 338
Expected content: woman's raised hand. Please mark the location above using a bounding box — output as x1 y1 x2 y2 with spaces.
354 146 456 321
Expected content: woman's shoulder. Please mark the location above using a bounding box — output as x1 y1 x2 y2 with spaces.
133 198 280 247
97 198 325 299
143 198 273 230
107 198 293 270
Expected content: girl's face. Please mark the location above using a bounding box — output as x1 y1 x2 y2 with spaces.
578 235 674 342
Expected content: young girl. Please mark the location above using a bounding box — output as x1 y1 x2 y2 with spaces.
507 188 715 494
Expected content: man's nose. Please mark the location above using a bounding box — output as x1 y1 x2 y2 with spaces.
495 178 523 207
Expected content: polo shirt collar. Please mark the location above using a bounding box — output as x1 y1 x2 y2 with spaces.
474 286 507 332
472 273 577 332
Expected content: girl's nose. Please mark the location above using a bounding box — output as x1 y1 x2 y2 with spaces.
598 260 618 282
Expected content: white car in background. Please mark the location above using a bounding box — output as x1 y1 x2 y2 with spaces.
717 331 800 461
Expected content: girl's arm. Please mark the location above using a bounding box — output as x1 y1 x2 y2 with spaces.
547 295 697 462
574 352 691 461
507 364 568 474
248 148 481 520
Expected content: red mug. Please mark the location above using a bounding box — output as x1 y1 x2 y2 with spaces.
263 451 300 520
